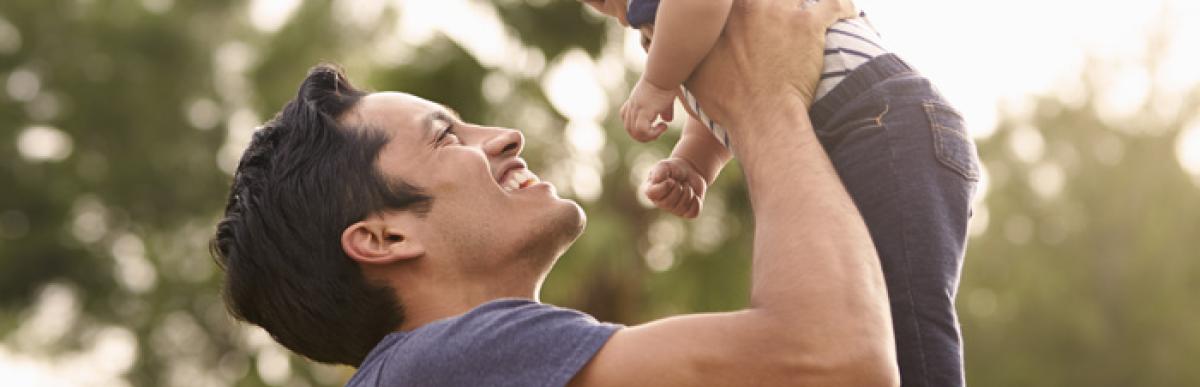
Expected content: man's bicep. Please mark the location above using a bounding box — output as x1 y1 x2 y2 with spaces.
568 310 794 387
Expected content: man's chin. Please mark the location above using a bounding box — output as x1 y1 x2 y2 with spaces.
525 198 586 263
551 198 586 244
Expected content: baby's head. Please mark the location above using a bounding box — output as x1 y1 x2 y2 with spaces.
581 0 631 26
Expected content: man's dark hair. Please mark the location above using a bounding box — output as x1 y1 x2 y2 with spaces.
211 64 432 366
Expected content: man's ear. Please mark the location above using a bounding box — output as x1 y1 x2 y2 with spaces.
341 218 424 265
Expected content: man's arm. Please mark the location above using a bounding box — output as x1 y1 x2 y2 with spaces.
571 0 897 386
642 0 733 91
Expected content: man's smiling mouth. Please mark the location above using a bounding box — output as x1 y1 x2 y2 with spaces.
500 169 541 192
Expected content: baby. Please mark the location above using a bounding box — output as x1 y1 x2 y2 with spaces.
583 1 980 386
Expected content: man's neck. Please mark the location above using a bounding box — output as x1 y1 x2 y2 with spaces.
396 277 540 331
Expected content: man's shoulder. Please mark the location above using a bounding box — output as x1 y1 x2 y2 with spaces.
347 299 621 387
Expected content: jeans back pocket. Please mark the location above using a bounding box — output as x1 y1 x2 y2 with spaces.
924 102 980 181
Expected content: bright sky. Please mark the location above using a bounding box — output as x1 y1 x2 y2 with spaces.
859 0 1200 138
4 0 1200 385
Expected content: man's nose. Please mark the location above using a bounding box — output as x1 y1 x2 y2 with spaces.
481 128 524 158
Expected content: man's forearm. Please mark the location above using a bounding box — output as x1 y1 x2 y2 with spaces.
667 0 895 382
735 102 883 307
642 0 733 90
732 100 895 381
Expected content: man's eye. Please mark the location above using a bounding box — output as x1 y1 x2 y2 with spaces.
437 124 459 145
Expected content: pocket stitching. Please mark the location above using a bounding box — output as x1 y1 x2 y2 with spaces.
923 102 980 182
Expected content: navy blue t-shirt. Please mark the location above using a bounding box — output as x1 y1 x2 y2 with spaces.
627 0 660 28
345 299 621 387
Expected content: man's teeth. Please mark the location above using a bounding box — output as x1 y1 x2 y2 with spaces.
502 169 540 191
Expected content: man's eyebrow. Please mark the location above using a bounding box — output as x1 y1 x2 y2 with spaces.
436 103 462 121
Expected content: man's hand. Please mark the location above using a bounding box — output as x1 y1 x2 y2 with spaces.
621 78 676 142
685 0 856 132
644 158 708 219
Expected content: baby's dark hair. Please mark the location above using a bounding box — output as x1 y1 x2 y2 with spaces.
211 64 431 366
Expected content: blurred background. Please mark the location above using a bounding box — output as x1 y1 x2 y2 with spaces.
1 0 1197 385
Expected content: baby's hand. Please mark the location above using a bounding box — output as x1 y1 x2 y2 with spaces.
644 158 708 219
621 78 676 142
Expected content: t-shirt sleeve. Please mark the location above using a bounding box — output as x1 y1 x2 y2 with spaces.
386 299 621 387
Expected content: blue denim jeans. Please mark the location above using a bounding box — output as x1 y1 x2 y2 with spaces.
811 54 979 387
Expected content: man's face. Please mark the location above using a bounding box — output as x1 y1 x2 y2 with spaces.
582 0 630 26
347 92 585 278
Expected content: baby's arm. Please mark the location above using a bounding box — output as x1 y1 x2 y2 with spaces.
645 116 732 218
621 0 734 142
644 0 734 91
672 117 732 185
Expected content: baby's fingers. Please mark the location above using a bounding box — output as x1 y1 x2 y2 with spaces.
660 180 687 211
631 109 665 142
668 183 696 216
646 162 670 185
650 121 669 140
646 179 701 219
682 195 702 219
645 180 676 203
621 102 635 138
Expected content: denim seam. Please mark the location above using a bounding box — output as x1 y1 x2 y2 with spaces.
879 98 933 386
817 116 882 141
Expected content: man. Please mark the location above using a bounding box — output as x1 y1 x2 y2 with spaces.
210 0 899 385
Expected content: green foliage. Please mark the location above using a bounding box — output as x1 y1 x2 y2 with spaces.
961 65 1200 386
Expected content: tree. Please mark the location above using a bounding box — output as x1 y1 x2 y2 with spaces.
960 45 1200 386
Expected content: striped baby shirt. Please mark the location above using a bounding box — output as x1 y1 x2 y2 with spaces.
817 13 889 100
